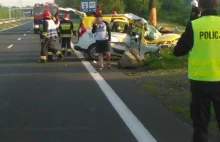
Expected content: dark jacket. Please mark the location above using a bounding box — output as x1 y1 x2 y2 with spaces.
92 21 111 41
190 6 201 21
59 19 76 36
173 9 220 89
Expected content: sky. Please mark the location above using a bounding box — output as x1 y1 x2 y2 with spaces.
0 0 54 7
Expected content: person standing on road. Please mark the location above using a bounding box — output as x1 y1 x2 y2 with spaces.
173 0 220 141
190 0 201 21
39 10 63 63
58 12 76 56
92 13 111 71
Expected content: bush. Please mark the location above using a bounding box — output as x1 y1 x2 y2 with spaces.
0 8 9 19
144 47 188 70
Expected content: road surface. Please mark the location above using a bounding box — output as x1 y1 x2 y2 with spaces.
0 22 196 142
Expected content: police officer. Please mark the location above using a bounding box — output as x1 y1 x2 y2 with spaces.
173 0 219 141
190 0 201 21
58 12 76 56
39 10 63 63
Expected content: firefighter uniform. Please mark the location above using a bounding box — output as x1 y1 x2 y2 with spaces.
39 18 54 62
174 9 220 142
59 13 76 56
39 10 63 63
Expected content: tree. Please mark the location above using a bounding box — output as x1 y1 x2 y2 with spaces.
99 0 125 13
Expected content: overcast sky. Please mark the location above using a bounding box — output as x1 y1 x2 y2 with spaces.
0 0 54 7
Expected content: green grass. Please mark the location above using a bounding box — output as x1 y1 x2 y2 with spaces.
144 47 188 70
0 8 9 19
0 8 24 19
71 19 80 30
0 19 31 30
141 70 219 132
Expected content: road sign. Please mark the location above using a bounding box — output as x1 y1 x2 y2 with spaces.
80 0 97 12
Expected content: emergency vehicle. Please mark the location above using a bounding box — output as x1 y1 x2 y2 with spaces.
33 3 58 34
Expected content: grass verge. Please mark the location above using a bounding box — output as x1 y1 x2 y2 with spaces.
125 46 218 135
0 19 31 31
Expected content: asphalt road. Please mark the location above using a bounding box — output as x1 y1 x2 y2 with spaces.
0 22 197 142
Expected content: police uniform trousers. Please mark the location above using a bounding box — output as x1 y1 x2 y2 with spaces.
190 80 220 142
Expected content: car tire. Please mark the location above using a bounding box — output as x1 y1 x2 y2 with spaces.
88 44 99 61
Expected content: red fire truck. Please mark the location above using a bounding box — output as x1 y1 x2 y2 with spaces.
33 3 58 34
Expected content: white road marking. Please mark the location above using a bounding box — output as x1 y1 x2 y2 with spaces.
18 38 21 40
7 44 13 49
0 21 32 32
71 42 157 142
23 34 26 36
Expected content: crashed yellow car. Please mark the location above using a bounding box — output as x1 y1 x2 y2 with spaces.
65 8 181 60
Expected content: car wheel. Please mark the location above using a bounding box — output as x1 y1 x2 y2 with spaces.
88 44 99 60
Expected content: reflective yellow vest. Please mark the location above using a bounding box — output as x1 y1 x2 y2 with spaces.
189 16 220 81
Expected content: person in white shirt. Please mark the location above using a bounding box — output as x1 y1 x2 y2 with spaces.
92 14 111 71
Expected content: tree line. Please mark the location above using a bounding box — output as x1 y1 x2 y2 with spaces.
55 0 195 25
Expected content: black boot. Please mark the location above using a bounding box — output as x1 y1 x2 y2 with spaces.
56 51 64 62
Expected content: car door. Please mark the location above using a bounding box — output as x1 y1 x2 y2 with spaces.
130 23 142 51
109 19 131 55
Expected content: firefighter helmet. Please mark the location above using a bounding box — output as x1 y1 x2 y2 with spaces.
43 9 51 19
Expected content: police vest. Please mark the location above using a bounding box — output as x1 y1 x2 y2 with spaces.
45 19 58 39
189 16 220 81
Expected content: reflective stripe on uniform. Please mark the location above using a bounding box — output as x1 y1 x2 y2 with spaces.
67 49 72 53
42 32 48 36
40 56 47 60
61 23 71 30
56 51 62 56
61 48 66 51
39 24 43 31
60 34 71 37
48 52 53 55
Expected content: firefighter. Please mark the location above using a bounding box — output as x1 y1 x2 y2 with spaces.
173 0 219 141
39 11 55 62
58 12 76 56
39 10 63 63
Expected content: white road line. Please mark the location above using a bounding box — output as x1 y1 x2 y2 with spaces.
0 21 32 32
18 38 21 40
7 44 13 49
23 34 26 36
71 43 157 142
